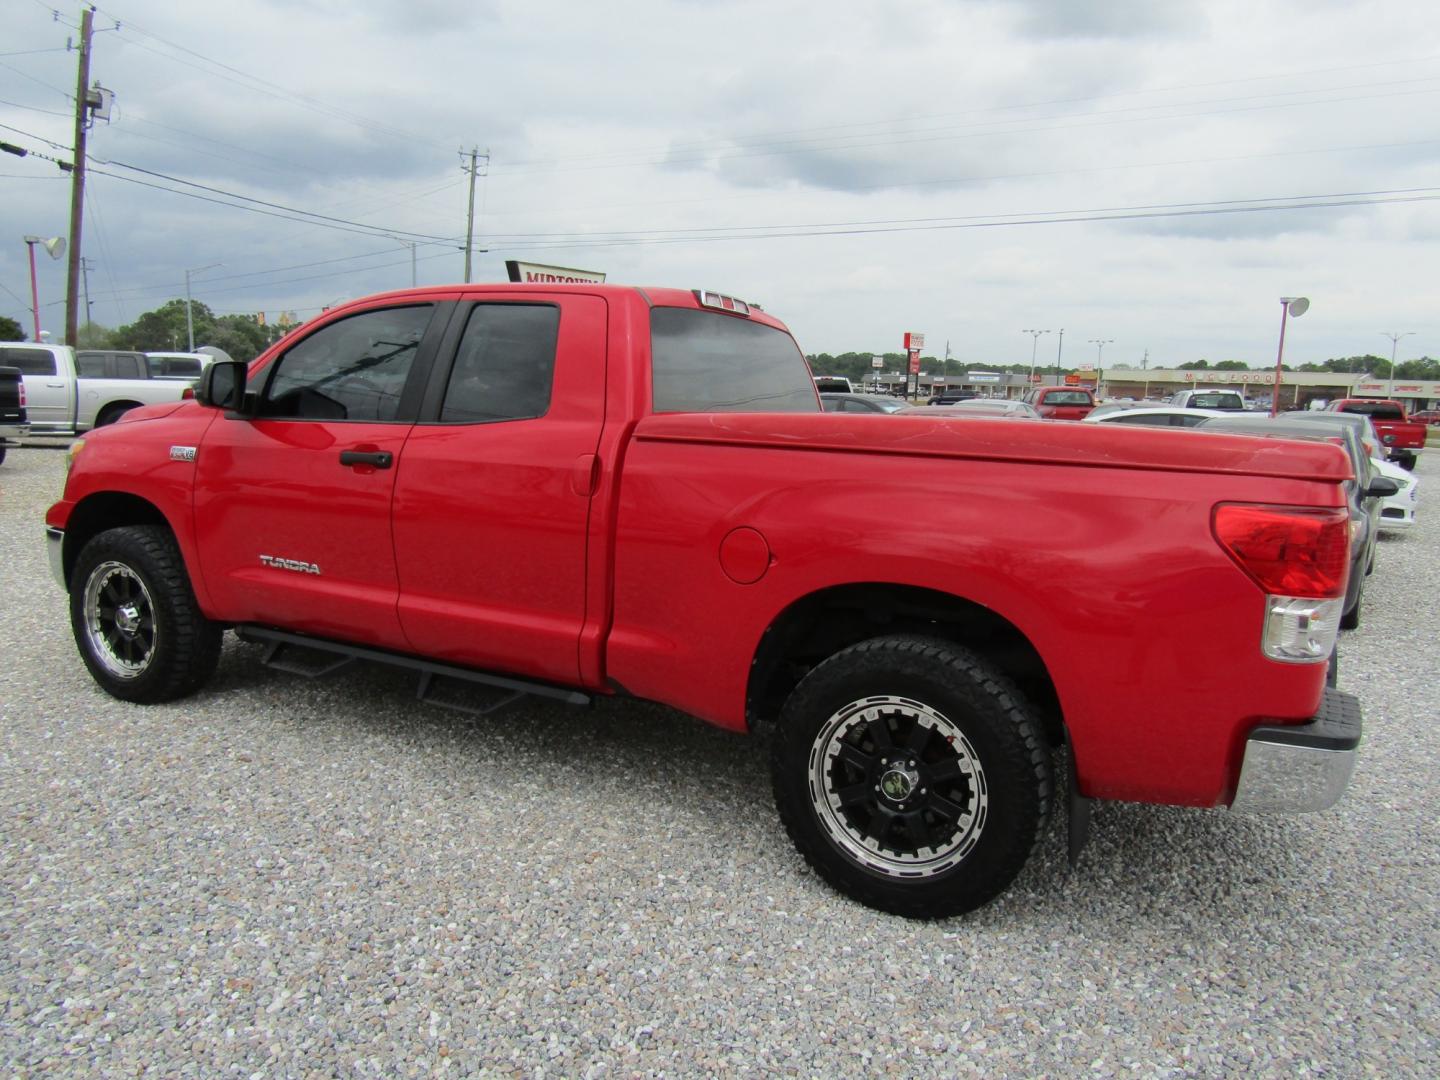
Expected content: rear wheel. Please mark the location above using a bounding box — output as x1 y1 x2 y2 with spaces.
771 635 1052 919
69 525 221 702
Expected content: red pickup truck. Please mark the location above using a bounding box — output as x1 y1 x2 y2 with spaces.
45 284 1362 918
1325 398 1425 470
1020 385 1096 419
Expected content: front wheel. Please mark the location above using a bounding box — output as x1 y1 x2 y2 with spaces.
771 636 1053 919
69 525 222 702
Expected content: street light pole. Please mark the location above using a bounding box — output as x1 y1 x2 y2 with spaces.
1269 297 1310 417
1381 331 1414 399
1088 339 1113 394
1022 329 1050 386
184 262 223 351
1054 329 1065 385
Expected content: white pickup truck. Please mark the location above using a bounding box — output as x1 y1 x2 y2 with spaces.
0 343 196 434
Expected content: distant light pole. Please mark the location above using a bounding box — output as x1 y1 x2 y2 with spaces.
1054 328 1065 385
185 262 223 351
1022 329 1050 386
1269 297 1309 417
1088 338 1113 394
1381 331 1414 399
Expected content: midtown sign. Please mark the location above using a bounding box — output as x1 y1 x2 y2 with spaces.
504 260 606 284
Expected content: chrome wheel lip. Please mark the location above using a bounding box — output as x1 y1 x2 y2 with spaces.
807 694 988 879
82 560 158 680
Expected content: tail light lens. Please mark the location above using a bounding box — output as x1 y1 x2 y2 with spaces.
1213 504 1349 598
1214 503 1350 664
17 382 25 407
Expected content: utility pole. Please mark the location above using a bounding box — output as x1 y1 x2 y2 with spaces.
65 6 95 347
461 147 488 283
1054 328 1065 384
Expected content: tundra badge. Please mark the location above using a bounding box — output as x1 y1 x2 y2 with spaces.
259 555 322 575
170 446 197 462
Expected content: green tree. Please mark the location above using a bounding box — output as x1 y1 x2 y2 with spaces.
1397 356 1440 379
1213 360 1249 370
1178 359 1210 370
113 298 214 352
0 315 24 341
76 322 115 348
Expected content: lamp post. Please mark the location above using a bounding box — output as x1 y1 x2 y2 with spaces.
1381 331 1414 400
22 235 66 342
1022 329 1050 387
1054 328 1065 385
1269 297 1309 417
184 262 223 351
1088 339 1113 395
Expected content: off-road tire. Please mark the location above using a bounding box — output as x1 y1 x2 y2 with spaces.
69 525 222 702
771 635 1052 919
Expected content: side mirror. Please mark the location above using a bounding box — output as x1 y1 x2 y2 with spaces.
194 360 247 412
1366 476 1400 498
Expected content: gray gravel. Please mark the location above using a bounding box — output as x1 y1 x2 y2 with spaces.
1 443 1437 1077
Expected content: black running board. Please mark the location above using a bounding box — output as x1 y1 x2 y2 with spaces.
236 625 592 717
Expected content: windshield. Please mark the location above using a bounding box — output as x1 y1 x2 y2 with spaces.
651 307 819 413
1045 391 1091 405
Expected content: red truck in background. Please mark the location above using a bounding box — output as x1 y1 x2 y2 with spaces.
1325 398 1426 470
45 283 1362 918
1020 385 1096 419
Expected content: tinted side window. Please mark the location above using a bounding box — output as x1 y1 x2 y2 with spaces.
259 305 432 421
1 348 58 375
440 304 558 423
76 352 108 377
113 353 143 378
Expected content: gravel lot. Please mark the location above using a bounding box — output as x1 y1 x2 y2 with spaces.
2 443 1437 1077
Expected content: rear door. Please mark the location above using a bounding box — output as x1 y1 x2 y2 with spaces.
193 299 452 648
392 293 608 684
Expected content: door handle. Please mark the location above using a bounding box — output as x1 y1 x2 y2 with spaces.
339 450 393 469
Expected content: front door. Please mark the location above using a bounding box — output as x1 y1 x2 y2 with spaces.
193 301 446 649
0 347 70 429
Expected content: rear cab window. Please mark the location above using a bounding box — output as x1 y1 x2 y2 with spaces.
0 347 57 376
651 307 819 413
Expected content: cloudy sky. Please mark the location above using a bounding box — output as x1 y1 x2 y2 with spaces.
4 0 1439 368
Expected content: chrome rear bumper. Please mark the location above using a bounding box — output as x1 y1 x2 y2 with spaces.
1230 688 1361 813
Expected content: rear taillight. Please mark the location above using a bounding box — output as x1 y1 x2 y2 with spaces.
17 382 25 407
1214 504 1350 664
1213 504 1350 597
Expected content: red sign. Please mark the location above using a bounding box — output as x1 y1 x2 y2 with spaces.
904 332 925 351
1064 373 1080 385
907 349 921 374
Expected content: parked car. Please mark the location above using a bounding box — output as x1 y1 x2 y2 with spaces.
0 365 28 465
1324 399 1426 470
1168 388 1249 411
1371 455 1419 532
820 392 908 414
144 351 216 380
926 390 980 405
1084 406 1226 428
1409 409 1440 426
0 342 196 433
1194 414 1398 630
46 281 1367 919
1280 410 1385 463
902 400 1041 419
812 375 853 394
1019 386 1096 419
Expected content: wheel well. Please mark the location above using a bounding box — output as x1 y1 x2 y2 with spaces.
746 584 1064 745
95 401 141 425
60 492 170 588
